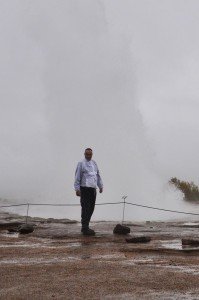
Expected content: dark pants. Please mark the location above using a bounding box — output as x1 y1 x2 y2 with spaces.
80 186 96 230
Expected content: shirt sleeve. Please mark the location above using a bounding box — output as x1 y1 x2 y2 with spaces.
74 162 82 191
96 164 103 189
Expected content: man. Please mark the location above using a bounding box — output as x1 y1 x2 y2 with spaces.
74 148 103 235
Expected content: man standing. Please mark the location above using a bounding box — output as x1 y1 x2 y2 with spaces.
74 148 103 235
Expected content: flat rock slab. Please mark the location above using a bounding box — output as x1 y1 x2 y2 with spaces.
181 224 199 228
182 239 199 246
126 236 151 243
0 222 25 230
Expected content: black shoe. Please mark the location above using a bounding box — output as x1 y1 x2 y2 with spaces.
82 228 95 236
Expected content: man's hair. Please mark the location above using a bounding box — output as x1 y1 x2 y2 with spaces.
85 148 93 152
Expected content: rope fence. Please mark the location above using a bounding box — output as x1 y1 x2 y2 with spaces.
0 201 124 208
1 196 199 225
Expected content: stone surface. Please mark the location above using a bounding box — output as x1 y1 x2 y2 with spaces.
1 211 199 299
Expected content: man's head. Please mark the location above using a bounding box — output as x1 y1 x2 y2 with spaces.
84 148 93 161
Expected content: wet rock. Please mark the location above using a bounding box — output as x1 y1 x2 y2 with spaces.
7 227 19 233
18 224 35 234
182 238 199 246
113 224 130 235
0 221 25 230
126 236 151 243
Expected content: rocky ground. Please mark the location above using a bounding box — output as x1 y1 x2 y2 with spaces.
0 210 199 300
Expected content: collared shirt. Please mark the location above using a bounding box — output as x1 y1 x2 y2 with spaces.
74 158 103 191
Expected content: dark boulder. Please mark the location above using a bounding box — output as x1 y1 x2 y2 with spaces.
126 236 151 243
18 224 35 234
113 224 130 235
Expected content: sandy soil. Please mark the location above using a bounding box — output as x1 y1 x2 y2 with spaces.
0 211 199 299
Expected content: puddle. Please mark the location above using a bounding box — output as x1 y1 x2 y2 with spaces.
121 258 154 266
104 291 199 300
0 241 82 249
1 232 19 238
0 252 128 265
0 243 44 248
160 239 199 251
93 253 125 260
78 253 126 261
120 257 199 275
147 291 199 300
162 264 199 275
160 239 182 250
183 222 199 228
0 256 81 265
54 242 81 248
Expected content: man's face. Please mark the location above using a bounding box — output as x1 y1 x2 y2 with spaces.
84 150 93 161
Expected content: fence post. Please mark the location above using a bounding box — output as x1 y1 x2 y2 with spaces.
122 195 127 224
26 203 30 224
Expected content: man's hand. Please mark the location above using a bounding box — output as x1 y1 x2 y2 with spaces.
76 190 81 197
99 187 103 193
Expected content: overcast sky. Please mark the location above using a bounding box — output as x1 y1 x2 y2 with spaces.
0 0 199 221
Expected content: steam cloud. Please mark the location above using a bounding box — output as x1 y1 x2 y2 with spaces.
0 0 198 220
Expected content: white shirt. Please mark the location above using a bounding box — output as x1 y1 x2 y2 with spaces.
74 158 103 191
